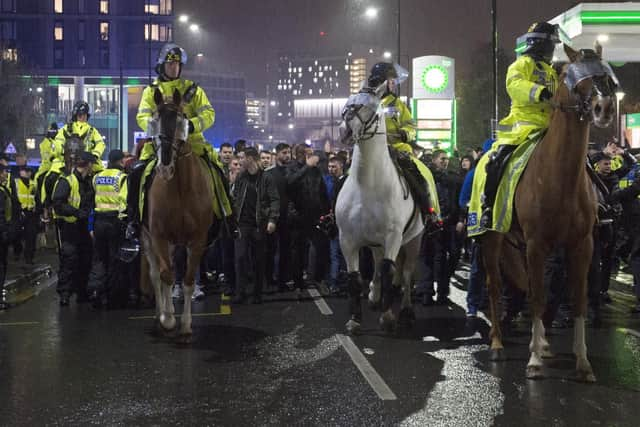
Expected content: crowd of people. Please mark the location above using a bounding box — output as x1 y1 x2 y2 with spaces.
2 23 640 325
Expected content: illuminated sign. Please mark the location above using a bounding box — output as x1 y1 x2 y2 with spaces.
421 65 448 93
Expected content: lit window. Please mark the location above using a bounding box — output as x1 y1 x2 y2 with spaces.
145 0 172 15
2 48 17 61
54 21 63 40
54 0 63 13
99 0 109 14
100 22 109 40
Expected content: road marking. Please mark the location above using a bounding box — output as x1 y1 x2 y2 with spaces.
307 288 333 315
336 334 397 400
129 311 230 320
0 321 40 326
618 328 640 339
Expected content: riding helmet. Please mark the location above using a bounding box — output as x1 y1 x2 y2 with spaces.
521 22 560 63
71 101 91 121
368 62 398 88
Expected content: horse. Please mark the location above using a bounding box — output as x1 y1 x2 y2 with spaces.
140 87 214 342
336 84 425 334
481 44 617 382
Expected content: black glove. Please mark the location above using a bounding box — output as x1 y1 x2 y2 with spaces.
76 208 90 220
539 88 553 102
188 120 195 134
399 129 408 142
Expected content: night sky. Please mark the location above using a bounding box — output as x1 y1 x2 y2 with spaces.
175 0 581 96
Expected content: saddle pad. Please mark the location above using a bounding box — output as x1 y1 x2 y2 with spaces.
467 132 542 237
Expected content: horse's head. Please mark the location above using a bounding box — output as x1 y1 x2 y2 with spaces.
149 87 189 180
339 82 387 145
558 43 618 128
63 134 86 169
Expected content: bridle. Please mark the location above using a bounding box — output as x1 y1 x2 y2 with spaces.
153 103 192 163
552 58 617 122
341 90 388 142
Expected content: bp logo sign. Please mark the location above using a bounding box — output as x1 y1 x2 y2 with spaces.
421 65 448 93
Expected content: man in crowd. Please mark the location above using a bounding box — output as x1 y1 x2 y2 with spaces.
232 148 279 304
260 150 273 170
287 144 330 295
52 151 96 306
264 143 292 292
219 142 234 178
326 156 347 295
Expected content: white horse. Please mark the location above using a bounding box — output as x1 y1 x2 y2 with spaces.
336 85 425 334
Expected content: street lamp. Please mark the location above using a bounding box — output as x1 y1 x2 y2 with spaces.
189 23 199 32
383 51 392 59
616 90 626 144
364 7 378 19
179 15 189 23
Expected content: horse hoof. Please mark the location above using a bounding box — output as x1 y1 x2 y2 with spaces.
176 333 193 345
379 314 396 333
346 319 361 335
490 348 506 361
159 314 176 332
575 369 597 383
526 365 544 379
398 308 416 328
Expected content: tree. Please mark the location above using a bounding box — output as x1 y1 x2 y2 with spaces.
0 58 44 154
456 43 512 154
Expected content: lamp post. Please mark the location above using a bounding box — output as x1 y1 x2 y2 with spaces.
616 90 625 145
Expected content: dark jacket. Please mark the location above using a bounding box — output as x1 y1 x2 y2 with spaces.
331 174 347 212
232 168 280 228
52 169 95 223
0 184 14 242
430 167 458 223
264 164 289 223
286 161 330 225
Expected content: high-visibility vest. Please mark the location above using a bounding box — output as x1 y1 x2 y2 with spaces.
93 168 126 213
15 178 36 211
41 158 65 205
0 185 11 222
53 173 80 223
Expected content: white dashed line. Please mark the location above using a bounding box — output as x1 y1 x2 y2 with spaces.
336 334 397 400
307 288 333 315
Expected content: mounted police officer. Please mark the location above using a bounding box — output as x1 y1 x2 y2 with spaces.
52 151 96 307
125 43 233 241
54 101 106 174
366 62 434 222
481 22 561 227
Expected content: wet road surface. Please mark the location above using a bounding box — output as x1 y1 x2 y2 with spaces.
1 267 640 426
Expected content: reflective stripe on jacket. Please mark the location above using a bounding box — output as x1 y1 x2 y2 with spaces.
93 168 126 213
381 94 416 145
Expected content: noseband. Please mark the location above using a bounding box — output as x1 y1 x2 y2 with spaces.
152 104 191 160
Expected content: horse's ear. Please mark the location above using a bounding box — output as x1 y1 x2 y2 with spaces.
564 44 580 63
594 41 603 59
153 88 164 106
374 81 387 99
172 88 182 106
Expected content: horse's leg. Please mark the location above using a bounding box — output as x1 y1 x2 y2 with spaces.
568 235 596 383
341 240 362 334
179 241 206 342
155 237 176 331
398 234 421 327
482 231 506 360
368 247 383 309
380 233 403 332
142 233 175 331
525 241 549 379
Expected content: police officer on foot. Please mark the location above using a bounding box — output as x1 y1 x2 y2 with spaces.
15 165 38 264
0 163 16 303
52 151 96 306
90 149 127 308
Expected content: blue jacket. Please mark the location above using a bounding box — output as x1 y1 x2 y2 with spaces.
459 167 475 208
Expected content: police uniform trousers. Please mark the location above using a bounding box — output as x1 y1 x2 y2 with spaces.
20 209 39 263
0 236 8 288
56 220 93 299
90 213 123 302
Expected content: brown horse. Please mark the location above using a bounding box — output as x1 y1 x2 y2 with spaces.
141 87 214 342
482 44 617 382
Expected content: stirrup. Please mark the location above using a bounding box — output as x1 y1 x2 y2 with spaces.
125 222 140 240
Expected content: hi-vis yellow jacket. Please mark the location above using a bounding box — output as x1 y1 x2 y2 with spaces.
496 55 558 145
93 168 126 213
136 78 215 151
382 94 417 154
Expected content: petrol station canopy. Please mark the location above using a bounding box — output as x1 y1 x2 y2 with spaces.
543 2 640 63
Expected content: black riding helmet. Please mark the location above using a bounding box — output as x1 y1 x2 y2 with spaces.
71 101 91 121
368 62 398 88
47 122 59 138
155 43 188 81
521 22 561 63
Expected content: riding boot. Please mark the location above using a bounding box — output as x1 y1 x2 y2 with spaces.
125 161 146 239
481 144 516 228
397 153 432 223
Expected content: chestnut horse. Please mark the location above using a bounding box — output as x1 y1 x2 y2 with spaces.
482 44 617 382
141 88 214 342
